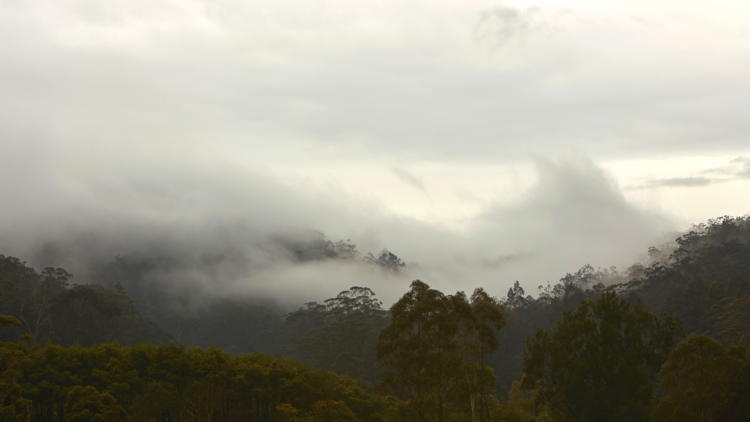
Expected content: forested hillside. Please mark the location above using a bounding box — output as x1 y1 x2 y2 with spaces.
490 215 750 395
0 257 169 347
2 216 750 421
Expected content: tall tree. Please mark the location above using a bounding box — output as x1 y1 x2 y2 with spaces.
377 281 505 422
376 280 460 422
521 291 683 422
17 267 71 342
299 287 390 380
652 334 749 422
455 288 505 422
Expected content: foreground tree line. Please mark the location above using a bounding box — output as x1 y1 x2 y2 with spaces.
0 280 503 422
378 281 750 422
3 215 750 421
0 333 386 422
3 216 750 393
3 281 750 421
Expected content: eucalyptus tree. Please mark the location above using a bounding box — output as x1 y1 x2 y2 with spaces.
377 281 505 422
653 334 750 421
461 288 505 422
521 291 683 422
300 286 390 380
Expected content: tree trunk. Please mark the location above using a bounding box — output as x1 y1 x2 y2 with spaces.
438 391 444 422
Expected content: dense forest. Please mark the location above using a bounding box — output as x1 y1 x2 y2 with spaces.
2 215 750 421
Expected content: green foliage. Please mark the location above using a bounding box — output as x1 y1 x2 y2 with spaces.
0 256 169 346
4 215 750 422
376 280 505 422
712 294 750 349
0 315 20 339
521 291 683 422
0 340 387 422
0 341 32 421
64 386 124 422
298 287 390 381
490 216 750 395
490 379 541 422
311 400 358 422
490 378 551 422
653 334 750 421
377 280 460 422
0 256 71 342
489 270 608 394
0 315 21 328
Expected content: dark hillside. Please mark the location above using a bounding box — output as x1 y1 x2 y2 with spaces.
623 216 750 348
489 215 750 396
0 255 169 346
3 216 750 402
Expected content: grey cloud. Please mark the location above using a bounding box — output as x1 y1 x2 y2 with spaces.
392 157 677 296
626 157 750 191
0 2 717 308
391 166 426 191
0 145 678 308
2 2 750 167
649 177 714 187
0 141 419 308
474 6 535 49
700 157 750 177
627 177 716 190
723 157 750 178
480 252 535 269
465 158 674 282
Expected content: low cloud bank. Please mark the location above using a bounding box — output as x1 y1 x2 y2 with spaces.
0 147 677 310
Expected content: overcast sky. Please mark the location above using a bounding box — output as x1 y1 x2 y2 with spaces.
1 0 749 307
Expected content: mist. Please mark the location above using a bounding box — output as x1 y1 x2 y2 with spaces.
3 0 747 311
0 145 676 310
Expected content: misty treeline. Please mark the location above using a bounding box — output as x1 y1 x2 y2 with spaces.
278 231 405 271
1 216 750 421
0 230 405 355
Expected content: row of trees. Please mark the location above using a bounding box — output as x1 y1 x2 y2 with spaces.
520 292 683 421
0 278 509 422
0 329 389 422
3 284 750 421
5 215 750 388
377 287 750 422
0 255 168 347
4 215 750 421
488 216 750 396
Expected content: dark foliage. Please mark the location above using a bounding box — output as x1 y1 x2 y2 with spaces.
521 292 683 421
0 256 168 347
3 215 750 422
0 340 387 422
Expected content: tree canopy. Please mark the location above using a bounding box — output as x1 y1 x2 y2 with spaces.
376 280 505 422
652 334 750 421
521 291 683 422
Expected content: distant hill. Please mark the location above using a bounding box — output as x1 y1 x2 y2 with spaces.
2 215 750 397
490 215 750 395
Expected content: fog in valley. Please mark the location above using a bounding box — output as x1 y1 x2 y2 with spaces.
0 150 679 311
2 0 750 311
